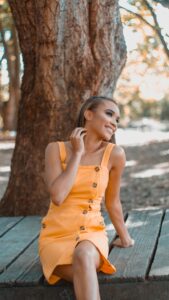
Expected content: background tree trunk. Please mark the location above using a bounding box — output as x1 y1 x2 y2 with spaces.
0 19 20 131
0 0 126 216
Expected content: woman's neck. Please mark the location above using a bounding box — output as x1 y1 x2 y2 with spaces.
83 135 104 154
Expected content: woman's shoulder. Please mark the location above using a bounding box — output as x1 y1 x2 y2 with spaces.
45 140 64 155
104 141 125 154
109 143 126 168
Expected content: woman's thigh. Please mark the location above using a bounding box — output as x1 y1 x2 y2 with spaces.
53 264 73 282
53 240 102 282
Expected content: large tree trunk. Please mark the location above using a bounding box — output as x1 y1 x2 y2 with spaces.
0 0 126 216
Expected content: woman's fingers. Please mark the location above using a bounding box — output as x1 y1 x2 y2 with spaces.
70 127 87 138
112 237 135 248
112 238 122 247
70 127 87 154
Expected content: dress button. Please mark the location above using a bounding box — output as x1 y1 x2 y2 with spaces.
80 226 85 230
42 223 46 228
99 221 104 226
92 182 97 188
95 166 100 172
88 199 93 203
83 210 88 214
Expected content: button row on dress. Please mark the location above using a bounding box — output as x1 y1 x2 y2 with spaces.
75 166 99 243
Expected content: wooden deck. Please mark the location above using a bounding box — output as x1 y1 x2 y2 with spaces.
0 207 169 300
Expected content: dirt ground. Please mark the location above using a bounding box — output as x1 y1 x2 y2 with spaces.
121 140 169 213
0 139 169 214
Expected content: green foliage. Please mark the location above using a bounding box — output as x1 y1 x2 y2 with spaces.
122 97 169 121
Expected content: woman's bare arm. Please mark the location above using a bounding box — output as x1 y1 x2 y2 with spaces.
45 128 87 206
105 145 134 247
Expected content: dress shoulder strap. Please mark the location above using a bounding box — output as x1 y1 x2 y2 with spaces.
57 141 67 163
101 143 115 168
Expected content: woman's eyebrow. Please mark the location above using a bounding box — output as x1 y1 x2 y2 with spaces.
105 109 119 116
105 109 114 113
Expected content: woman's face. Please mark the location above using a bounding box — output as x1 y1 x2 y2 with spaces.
85 100 120 141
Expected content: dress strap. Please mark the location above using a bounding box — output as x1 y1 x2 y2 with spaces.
101 143 115 168
57 141 67 163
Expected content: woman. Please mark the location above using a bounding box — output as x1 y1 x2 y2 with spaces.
38 96 134 300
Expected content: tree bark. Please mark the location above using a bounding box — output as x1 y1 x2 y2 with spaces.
0 0 126 216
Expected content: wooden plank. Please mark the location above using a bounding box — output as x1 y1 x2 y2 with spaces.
0 216 42 274
100 280 169 300
1 280 169 300
0 285 76 300
149 208 169 280
100 208 164 283
16 257 43 286
0 217 24 237
0 239 43 287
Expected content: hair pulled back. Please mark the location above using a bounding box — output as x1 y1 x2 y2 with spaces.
76 96 118 127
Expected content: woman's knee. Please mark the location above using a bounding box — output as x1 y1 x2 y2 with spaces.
73 241 101 270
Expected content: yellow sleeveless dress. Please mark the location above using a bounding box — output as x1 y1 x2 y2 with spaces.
38 141 116 284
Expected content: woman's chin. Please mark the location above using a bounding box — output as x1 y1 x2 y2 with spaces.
102 135 112 142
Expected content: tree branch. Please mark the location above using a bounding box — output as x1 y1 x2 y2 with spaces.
143 0 169 58
120 3 169 59
120 6 155 31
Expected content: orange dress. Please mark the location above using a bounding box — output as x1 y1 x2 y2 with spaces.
38 141 116 284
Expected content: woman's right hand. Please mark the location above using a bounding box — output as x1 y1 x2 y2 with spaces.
70 127 87 155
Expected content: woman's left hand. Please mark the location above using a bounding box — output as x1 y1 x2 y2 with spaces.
112 237 135 248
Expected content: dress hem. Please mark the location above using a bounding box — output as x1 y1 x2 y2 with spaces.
45 238 116 285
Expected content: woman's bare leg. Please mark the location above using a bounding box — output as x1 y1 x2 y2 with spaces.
53 240 101 300
72 240 101 300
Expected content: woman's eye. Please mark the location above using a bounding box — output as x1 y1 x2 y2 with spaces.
106 111 113 116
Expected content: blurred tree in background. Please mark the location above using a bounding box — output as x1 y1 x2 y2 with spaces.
0 0 21 131
114 0 169 124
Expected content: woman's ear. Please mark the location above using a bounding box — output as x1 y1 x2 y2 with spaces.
84 110 93 121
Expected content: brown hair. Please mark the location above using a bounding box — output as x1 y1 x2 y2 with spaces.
76 96 118 143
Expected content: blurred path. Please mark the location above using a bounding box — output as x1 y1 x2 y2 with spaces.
121 140 169 213
0 141 14 200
